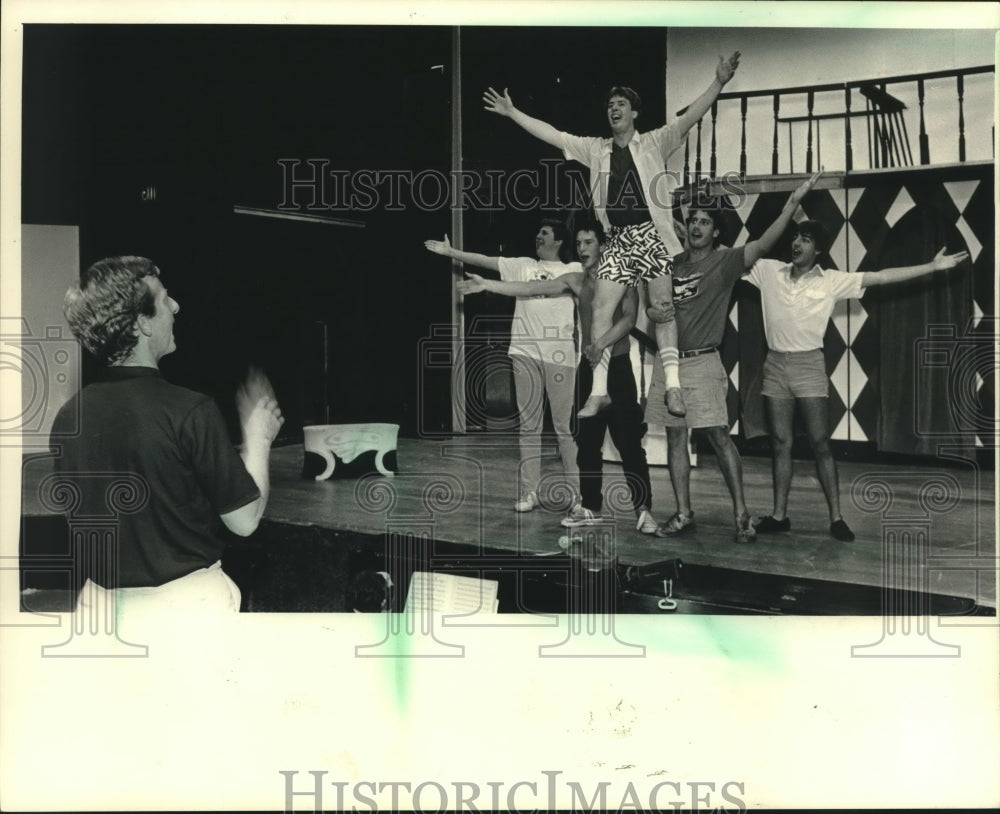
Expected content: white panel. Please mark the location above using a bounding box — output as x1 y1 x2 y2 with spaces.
830 299 850 344
884 185 916 229
954 215 983 263
943 179 979 215
11 225 81 442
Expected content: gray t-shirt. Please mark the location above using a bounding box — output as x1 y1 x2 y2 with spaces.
672 246 747 350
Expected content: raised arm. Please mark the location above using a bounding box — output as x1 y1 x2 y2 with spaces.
458 271 580 298
585 287 638 365
223 368 284 537
674 52 741 136
743 170 822 268
860 248 969 287
424 234 500 272
483 87 565 149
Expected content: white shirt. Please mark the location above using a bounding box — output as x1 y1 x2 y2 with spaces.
558 124 684 256
497 257 580 367
747 259 865 351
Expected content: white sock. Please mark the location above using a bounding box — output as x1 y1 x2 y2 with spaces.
659 347 680 390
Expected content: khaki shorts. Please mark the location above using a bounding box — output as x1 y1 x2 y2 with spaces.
645 351 729 429
762 349 828 399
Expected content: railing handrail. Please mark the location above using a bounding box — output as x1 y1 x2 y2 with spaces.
673 63 993 176
676 64 994 115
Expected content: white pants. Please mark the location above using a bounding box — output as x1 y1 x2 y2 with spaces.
75 560 241 631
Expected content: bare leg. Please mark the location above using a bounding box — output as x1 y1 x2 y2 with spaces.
702 425 749 521
798 397 841 521
578 277 626 418
764 396 795 520
646 275 685 417
665 426 692 516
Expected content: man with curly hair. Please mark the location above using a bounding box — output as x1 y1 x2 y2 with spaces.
51 255 284 618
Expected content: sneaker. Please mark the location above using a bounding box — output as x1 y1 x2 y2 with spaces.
655 511 696 537
561 503 601 528
636 509 659 535
830 519 855 542
734 514 757 544
514 491 539 512
754 515 791 533
664 387 686 417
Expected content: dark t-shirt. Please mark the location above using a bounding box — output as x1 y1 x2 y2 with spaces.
671 246 747 350
607 142 652 227
49 366 259 588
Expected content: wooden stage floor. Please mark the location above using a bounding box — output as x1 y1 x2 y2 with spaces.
265 436 996 609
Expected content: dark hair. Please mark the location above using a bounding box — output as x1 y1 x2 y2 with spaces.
63 256 160 365
606 86 642 114
538 217 572 262
347 570 390 612
686 195 729 247
574 219 606 245
792 219 830 255
539 217 568 244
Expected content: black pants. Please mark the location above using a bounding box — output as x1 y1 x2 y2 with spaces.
576 354 651 514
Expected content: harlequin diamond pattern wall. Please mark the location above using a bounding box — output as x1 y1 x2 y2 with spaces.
712 164 994 452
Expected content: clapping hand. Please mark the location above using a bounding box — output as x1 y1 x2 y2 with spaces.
236 367 283 448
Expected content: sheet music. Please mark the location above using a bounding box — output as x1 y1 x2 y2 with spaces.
404 571 499 614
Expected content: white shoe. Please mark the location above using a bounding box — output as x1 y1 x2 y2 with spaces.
514 491 539 512
561 503 601 528
635 509 658 535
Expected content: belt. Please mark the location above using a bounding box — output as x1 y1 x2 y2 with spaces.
679 346 717 359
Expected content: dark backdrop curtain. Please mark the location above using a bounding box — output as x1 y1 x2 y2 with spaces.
875 206 975 456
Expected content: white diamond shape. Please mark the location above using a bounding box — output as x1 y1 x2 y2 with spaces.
831 348 868 409
943 180 979 215
976 436 984 448
848 349 868 408
973 300 984 330
736 194 759 221
885 186 916 229
832 411 851 441
954 214 982 263
831 185 848 220
831 351 851 404
729 360 739 390
847 297 867 345
830 299 850 343
732 419 740 436
729 301 739 330
828 219 856 271
847 412 868 442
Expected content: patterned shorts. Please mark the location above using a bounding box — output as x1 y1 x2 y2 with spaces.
596 221 673 287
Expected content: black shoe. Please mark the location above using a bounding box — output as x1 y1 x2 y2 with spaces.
830 519 855 542
754 515 790 533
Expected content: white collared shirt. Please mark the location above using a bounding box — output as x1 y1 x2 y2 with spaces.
558 124 684 255
747 259 865 351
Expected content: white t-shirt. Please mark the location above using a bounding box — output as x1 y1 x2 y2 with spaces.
747 259 865 351
497 257 580 367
